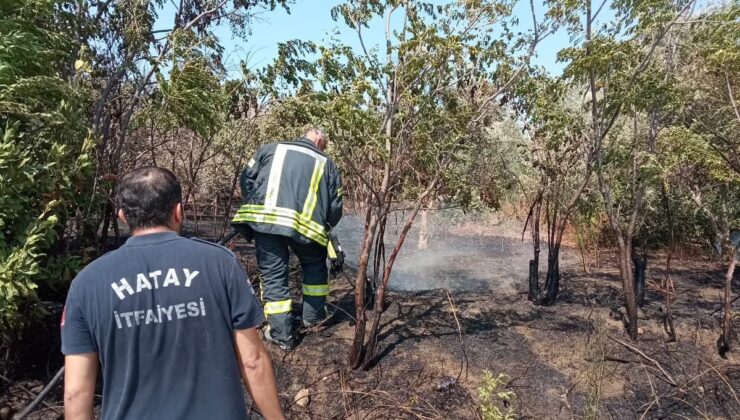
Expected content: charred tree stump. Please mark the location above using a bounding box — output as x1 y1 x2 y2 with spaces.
365 277 375 311
633 256 647 308
526 192 542 302
528 259 540 301
541 253 560 306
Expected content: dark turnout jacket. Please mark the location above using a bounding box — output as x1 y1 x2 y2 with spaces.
232 138 343 246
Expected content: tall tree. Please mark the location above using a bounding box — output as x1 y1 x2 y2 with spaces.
515 74 594 305
557 0 695 339
663 2 740 354
264 0 555 368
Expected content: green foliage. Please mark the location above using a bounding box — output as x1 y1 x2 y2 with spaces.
478 370 516 420
262 0 540 209
690 4 740 72
455 117 532 210
0 0 92 338
152 30 228 138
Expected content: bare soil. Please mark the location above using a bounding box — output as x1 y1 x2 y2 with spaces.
2 214 738 419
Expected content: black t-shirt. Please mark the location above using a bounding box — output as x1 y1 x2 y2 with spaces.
61 232 264 420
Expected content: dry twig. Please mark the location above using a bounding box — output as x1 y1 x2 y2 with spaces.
443 288 469 382
608 336 677 386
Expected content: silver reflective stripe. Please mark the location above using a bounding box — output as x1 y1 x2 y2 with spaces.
283 144 327 163
264 145 288 208
261 142 329 233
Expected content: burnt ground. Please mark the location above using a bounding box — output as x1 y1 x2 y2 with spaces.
1 214 739 419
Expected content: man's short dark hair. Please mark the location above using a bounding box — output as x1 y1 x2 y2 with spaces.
117 167 182 231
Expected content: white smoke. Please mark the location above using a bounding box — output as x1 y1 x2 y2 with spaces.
332 210 544 294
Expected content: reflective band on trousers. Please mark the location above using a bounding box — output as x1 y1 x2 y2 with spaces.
263 299 292 315
303 284 329 297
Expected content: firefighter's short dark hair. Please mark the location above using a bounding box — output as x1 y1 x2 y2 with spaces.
117 167 182 231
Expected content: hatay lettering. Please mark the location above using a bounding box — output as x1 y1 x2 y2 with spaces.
110 268 199 300
113 299 207 329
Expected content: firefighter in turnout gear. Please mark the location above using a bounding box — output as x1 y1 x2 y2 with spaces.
232 128 343 350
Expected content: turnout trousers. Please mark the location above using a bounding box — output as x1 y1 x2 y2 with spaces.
253 231 329 341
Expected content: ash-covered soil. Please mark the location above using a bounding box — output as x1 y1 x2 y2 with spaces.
2 213 739 419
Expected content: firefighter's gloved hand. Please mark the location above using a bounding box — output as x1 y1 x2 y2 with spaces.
327 232 344 277
231 223 254 243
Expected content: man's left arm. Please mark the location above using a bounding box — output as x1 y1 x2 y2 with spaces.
61 280 99 420
224 258 283 418
326 163 343 228
234 328 284 419
65 353 98 420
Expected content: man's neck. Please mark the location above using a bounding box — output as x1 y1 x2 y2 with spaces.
298 137 324 151
131 226 176 237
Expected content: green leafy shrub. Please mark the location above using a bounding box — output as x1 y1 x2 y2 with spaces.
478 370 516 420
0 0 92 343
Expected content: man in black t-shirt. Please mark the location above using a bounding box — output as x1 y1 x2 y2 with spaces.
62 167 284 420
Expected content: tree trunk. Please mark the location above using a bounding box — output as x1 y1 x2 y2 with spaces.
213 197 218 237
349 205 379 368
112 211 120 242
541 249 560 305
541 210 568 306
528 198 542 301
99 198 114 251
418 209 429 250
353 173 441 370
221 165 242 237
719 248 737 356
633 256 647 308
660 183 676 341
577 229 591 274
192 190 199 236
528 260 539 301
361 197 428 370
618 237 639 340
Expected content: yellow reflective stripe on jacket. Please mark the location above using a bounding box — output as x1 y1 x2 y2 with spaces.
303 284 329 297
301 160 325 221
235 212 328 246
234 204 327 246
263 299 292 315
233 205 328 246
236 204 325 234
